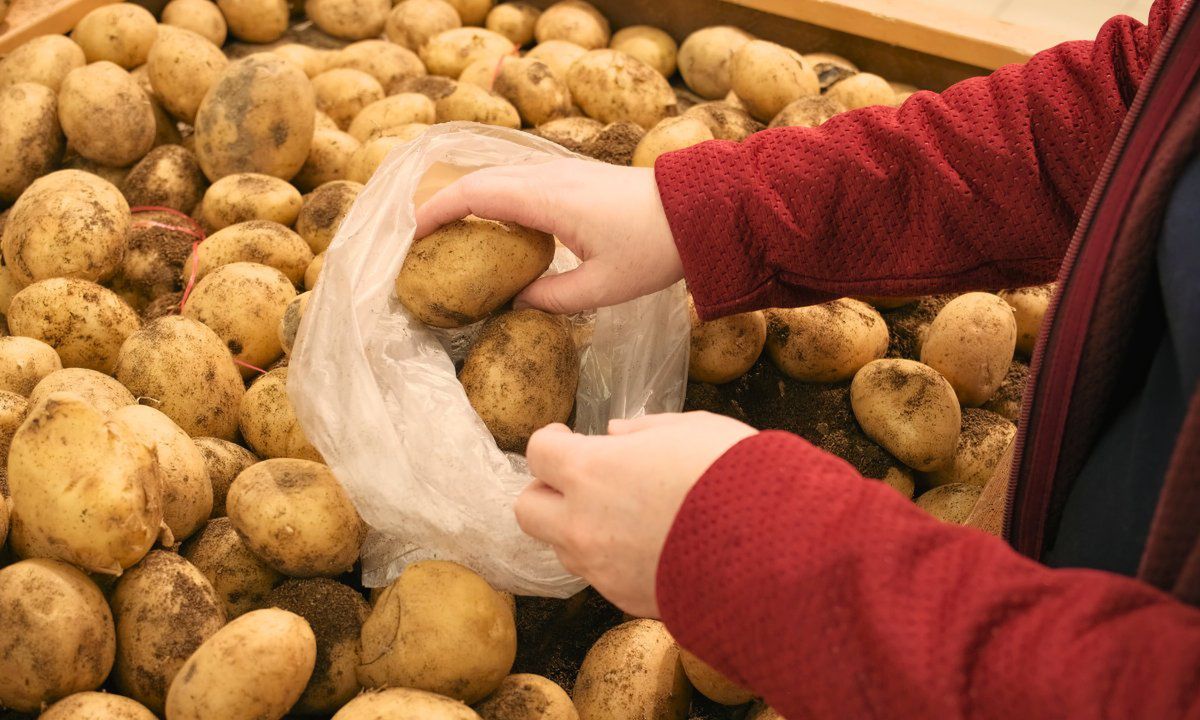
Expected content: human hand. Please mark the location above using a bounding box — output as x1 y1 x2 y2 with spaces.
414 158 684 315
516 411 758 618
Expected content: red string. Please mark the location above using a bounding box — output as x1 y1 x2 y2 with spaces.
233 359 268 375
491 47 520 86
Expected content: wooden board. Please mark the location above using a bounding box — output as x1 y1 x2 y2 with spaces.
0 0 119 54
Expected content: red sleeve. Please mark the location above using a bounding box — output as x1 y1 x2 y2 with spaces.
656 1 1184 319
657 432 1200 719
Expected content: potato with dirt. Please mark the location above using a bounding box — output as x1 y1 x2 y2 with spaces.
194 54 315 181
611 26 677 78
688 302 766 385
0 336 62 396
71 3 158 68
633 116 714 167
187 220 315 286
421 27 516 78
924 408 1016 488
851 358 962 472
307 0 392 40
433 82 521 128
683 101 761 141
680 649 753 706
476 674 578 720
296 130 361 192
526 39 587 84
217 0 289 42
194 436 259 516
921 292 1017 407
227 458 365 576
494 57 572 126
999 284 1054 356
162 0 229 46
826 72 896 109
7 393 163 573
331 40 427 95
111 551 226 714
279 292 311 355
487 3 541 47
334 688 483 719
765 299 888 382
184 262 297 375
313 68 386 130
349 93 437 142
347 136 409 183
573 619 690 720
121 144 206 214
29 368 134 415
182 516 283 617
386 0 463 52
0 35 86 92
0 82 64 203
114 316 245 439
678 26 752 100
568 50 677 129
0 559 116 712
296 180 363 253
358 560 517 704
147 27 228 124
7 279 140 373
916 483 982 524
165 608 317 720
59 62 156 167
534 116 603 150
730 41 820 122
39 692 158 720
202 173 303 230
769 95 845 128
448 0 494 25
535 0 609 50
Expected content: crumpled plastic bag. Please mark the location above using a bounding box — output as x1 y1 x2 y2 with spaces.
288 122 690 598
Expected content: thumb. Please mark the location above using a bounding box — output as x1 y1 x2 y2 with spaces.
514 263 606 315
607 413 685 435
413 166 553 240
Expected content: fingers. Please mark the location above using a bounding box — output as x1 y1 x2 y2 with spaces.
514 481 568 546
513 263 607 315
413 166 555 239
525 423 584 491
607 413 685 435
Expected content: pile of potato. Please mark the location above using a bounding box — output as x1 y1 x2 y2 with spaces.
0 0 1051 718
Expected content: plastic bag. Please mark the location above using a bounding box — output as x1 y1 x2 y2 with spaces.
289 123 691 598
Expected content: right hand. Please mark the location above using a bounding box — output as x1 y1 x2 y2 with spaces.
414 158 684 315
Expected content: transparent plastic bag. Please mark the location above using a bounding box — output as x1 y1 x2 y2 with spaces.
288 123 691 597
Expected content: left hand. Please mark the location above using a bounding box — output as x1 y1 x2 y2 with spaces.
516 411 757 618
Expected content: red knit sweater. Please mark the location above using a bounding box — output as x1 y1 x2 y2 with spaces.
653 1 1200 717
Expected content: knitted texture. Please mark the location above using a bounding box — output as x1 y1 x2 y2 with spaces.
656 2 1182 321
657 432 1200 718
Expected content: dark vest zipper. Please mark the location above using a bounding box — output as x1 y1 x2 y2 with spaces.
1005 0 1200 555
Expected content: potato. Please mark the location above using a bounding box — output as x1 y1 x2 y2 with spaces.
313 69 386 131
803 52 857 90
273 43 332 78
71 4 158 69
765 299 888 382
315 109 340 131
39 692 157 720
183 262 297 374
194 437 259 516
487 3 540 47
526 39 587 84
7 393 163 572
915 483 982 524
632 116 713 167
459 57 499 89
924 408 1016 488
112 405 213 541
332 40 427 95
165 608 317 720
982 360 1028 422
534 116 603 150
334 688 483 719
678 26 752 100
769 94 845 128
0 35 86 92
279 292 311 355
359 560 516 703
396 217 553 328
118 208 200 302
0 390 29 488
611 26 676 78
201 173 303 230
461 310 577 452
121 144 206 214
0 83 64 203
111 551 226 713
683 101 761 141
578 120 643 165
422 28 515 78
999 284 1053 356
59 62 156 167
188 221 314 286
194 54 316 181
826 72 895 110
447 0 494 25
0 336 62 396
494 57 571 126
0 559 116 712
297 180 363 253
60 153 133 187
882 466 916 499
476 674 577 720
217 0 289 42
29 368 134 415
267 578 370 714
7 279 140 373
747 704 783 720
147 28 227 124
434 81 521 128
307 0 391 40
182 516 283 617
349 93 437 142
567 50 676 129
730 41 819 122
573 619 690 720
850 359 962 472
534 0 608 50
162 0 229 46
114 316 246 439
386 0 463 52
306 253 326 289
921 292 1017 407
295 130 361 192
347 136 406 183
679 649 752 706
688 303 765 385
